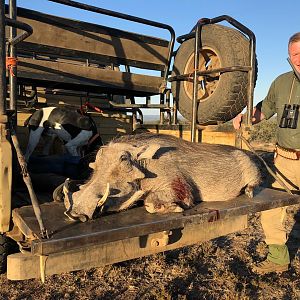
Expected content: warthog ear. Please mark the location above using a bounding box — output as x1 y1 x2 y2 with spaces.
118 152 145 180
136 144 161 160
89 162 96 169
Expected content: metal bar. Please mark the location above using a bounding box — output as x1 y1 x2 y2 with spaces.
159 93 164 124
168 66 251 82
0 1 12 234
8 0 17 113
246 36 255 127
48 0 175 86
176 18 210 44
172 90 178 125
5 18 33 45
191 23 200 142
4 5 41 236
0 0 6 116
108 101 171 109
177 31 194 44
165 89 171 125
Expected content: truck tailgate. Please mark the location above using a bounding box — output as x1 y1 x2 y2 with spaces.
12 188 300 256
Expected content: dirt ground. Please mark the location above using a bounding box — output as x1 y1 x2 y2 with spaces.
1 149 300 300
1 210 300 300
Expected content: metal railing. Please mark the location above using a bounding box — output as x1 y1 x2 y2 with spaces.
48 0 176 124
174 16 256 142
49 0 176 84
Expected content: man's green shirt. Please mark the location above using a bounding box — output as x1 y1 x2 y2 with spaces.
259 71 300 149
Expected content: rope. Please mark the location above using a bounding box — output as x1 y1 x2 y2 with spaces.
6 57 18 77
237 132 293 195
80 101 103 114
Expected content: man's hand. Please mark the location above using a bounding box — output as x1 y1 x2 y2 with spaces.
233 113 243 130
233 107 266 130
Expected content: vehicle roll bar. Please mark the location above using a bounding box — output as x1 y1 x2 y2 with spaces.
175 16 256 142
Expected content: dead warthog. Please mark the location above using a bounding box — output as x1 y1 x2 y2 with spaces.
64 133 261 221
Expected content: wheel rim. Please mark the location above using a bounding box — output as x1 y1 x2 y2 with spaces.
183 47 221 103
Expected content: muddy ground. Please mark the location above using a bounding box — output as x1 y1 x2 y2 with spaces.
0 149 300 300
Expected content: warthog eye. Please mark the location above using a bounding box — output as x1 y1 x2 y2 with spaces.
120 151 131 162
120 155 127 162
109 188 121 195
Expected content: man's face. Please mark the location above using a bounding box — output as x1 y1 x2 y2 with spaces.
289 41 300 73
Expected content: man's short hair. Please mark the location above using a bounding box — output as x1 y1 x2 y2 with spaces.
289 32 300 45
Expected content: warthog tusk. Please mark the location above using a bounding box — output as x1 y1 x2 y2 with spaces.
89 162 96 169
64 210 78 221
118 190 145 211
64 210 88 222
97 183 110 207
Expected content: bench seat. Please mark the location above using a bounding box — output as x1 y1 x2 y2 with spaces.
16 57 165 96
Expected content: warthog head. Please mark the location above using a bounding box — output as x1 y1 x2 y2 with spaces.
64 142 160 221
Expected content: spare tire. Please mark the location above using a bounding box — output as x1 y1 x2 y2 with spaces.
171 24 256 125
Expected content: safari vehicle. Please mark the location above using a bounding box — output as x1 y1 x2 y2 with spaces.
0 0 299 281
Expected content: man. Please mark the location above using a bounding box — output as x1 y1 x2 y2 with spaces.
233 32 300 275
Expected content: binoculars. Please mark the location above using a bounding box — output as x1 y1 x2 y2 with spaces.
279 104 299 129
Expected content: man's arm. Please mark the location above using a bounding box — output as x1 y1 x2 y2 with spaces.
233 77 278 130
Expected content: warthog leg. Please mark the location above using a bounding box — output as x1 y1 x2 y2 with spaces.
245 185 254 198
144 200 184 214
